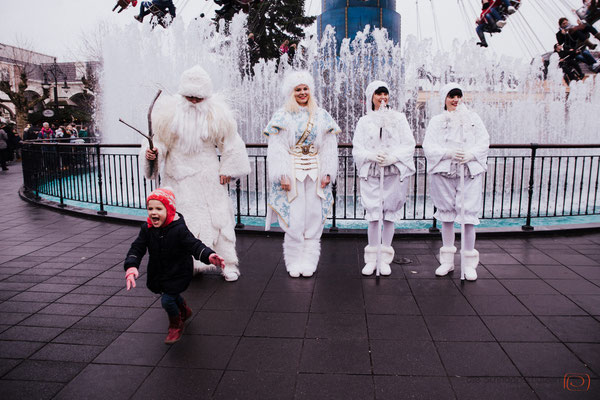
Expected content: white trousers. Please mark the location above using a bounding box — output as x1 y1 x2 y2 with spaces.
278 176 325 242
359 174 409 222
430 173 483 225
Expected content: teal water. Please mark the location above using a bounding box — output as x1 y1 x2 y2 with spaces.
39 194 600 229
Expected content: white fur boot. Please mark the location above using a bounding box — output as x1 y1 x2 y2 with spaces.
435 246 457 276
462 249 479 281
379 246 394 276
222 265 240 282
283 238 303 278
362 245 378 276
300 239 320 277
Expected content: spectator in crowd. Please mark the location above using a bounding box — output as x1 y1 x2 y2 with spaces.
38 122 53 139
23 124 37 141
134 0 176 23
0 123 9 170
55 126 65 139
554 43 585 83
279 39 290 56
288 43 297 64
7 125 21 161
78 125 89 141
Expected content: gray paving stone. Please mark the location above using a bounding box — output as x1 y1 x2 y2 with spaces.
54 364 152 400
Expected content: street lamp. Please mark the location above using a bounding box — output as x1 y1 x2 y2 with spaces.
42 57 70 115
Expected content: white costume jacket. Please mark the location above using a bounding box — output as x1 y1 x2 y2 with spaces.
422 105 489 178
141 95 250 270
353 109 416 180
264 107 340 228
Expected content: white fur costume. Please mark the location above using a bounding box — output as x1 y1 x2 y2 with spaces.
352 80 416 223
142 66 250 281
422 83 489 225
264 71 340 277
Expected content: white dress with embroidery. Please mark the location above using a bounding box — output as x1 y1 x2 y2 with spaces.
264 107 340 229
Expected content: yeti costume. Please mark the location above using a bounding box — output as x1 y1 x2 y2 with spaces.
142 65 250 281
352 81 416 276
422 83 489 281
264 70 340 278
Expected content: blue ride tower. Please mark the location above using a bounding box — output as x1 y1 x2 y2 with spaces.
317 0 401 47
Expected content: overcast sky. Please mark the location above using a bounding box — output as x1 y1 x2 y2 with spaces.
0 0 585 62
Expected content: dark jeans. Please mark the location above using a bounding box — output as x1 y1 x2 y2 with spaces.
576 50 597 66
161 292 184 317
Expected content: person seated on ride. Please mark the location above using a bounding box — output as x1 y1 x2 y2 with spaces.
575 0 598 23
134 0 176 23
495 0 517 16
556 17 600 51
554 43 585 83
476 1 504 47
113 0 137 13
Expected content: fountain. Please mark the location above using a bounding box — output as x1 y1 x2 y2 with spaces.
25 13 599 229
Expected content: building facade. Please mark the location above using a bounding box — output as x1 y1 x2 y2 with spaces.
0 43 97 131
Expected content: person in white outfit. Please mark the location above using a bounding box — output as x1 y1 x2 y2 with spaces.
143 65 251 282
422 83 490 281
264 70 340 278
352 81 416 276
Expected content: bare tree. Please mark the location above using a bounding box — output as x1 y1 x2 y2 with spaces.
0 41 50 136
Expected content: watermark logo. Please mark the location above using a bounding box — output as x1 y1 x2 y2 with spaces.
563 373 590 391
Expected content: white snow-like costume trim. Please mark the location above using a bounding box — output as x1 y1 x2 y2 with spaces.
352 80 416 222
141 73 250 278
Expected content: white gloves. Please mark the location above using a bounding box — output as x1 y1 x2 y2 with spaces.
445 149 459 160
375 152 397 167
446 149 475 164
125 267 139 290
366 152 379 162
455 150 475 164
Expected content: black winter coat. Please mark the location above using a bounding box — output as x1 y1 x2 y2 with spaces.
124 213 214 294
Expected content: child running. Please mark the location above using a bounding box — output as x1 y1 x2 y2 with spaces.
124 188 225 344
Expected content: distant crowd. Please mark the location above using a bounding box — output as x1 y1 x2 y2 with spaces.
0 121 94 171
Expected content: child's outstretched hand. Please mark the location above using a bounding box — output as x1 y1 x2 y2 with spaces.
125 267 139 290
209 253 226 269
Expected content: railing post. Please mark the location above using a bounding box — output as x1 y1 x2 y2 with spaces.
329 180 338 232
56 144 66 208
522 144 537 231
95 144 107 215
235 178 244 229
429 206 439 232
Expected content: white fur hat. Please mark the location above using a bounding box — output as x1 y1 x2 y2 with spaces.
178 65 213 98
365 80 389 114
281 70 315 98
439 82 464 105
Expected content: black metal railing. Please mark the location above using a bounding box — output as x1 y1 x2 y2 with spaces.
20 142 600 231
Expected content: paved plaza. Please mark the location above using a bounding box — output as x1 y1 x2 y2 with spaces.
0 163 599 399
